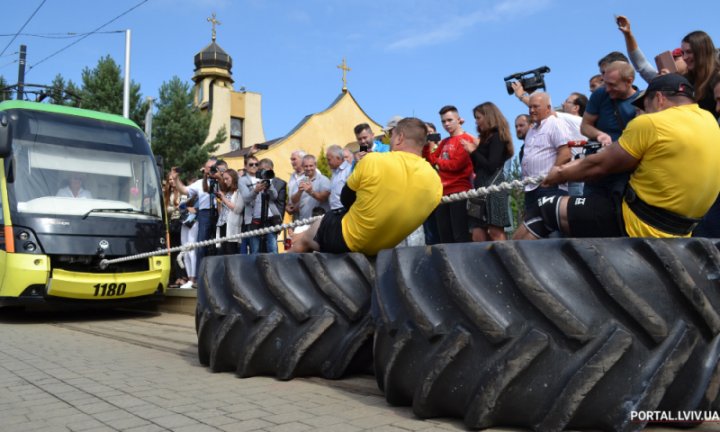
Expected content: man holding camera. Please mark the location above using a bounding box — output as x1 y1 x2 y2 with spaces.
354 122 389 161
170 157 218 282
517 92 573 217
239 155 282 254
290 155 331 220
515 74 720 240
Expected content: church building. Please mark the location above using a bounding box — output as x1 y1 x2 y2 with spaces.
192 14 383 180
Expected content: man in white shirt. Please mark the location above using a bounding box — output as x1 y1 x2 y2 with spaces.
326 145 352 213
286 150 306 220
520 92 572 216
57 173 92 198
290 155 331 219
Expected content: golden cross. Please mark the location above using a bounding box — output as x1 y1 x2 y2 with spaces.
337 58 351 92
207 12 221 42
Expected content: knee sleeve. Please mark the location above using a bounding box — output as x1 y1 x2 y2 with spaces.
523 195 562 238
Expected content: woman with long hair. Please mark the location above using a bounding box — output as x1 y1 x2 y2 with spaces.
463 102 514 242
682 30 720 119
215 168 243 255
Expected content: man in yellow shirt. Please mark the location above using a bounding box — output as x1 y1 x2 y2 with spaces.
291 117 442 255
514 73 720 239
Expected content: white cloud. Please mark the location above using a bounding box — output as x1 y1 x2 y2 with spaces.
386 0 551 50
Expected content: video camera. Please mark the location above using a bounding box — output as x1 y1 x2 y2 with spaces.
256 169 275 186
504 66 550 95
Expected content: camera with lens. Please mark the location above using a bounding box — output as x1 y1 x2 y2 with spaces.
504 66 550 95
256 169 275 186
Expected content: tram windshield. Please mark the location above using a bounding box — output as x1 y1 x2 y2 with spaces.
6 109 162 219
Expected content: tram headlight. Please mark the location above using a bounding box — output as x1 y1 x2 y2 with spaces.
12 227 42 254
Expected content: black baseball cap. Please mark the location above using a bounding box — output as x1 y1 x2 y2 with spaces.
632 73 695 109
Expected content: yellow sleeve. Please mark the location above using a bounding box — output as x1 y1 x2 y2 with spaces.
618 115 655 160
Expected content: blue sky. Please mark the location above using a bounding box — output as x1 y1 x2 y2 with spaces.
3 0 720 145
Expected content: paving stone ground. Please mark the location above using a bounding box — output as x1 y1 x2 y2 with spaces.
0 309 716 432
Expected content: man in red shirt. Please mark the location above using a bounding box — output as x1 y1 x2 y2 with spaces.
423 105 474 243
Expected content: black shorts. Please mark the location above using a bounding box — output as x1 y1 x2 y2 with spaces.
524 194 625 238
314 211 351 253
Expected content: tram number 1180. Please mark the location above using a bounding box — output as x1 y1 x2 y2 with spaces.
93 283 127 297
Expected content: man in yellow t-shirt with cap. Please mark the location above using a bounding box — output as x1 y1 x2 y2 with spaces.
291 117 442 255
514 73 720 239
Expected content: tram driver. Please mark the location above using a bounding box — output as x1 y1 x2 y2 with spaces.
57 173 92 199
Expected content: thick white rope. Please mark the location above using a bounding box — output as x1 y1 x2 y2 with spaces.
99 175 544 268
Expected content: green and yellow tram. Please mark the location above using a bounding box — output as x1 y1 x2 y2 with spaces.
0 100 169 306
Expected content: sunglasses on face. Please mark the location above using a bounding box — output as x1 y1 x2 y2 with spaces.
247 163 258 167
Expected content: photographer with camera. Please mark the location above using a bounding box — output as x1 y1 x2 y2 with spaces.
259 158 287 220
214 167 242 255
171 158 218 286
516 92 572 217
354 122 389 162
239 155 282 254
505 66 550 106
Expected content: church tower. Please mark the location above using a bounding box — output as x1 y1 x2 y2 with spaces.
192 13 265 154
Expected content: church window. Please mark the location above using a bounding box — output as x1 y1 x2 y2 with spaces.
230 117 243 150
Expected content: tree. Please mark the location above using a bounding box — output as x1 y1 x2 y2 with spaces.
80 55 145 126
506 155 524 232
316 145 332 179
48 74 80 107
151 76 226 177
0 75 12 101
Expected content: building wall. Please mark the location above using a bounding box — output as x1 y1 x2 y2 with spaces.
208 84 233 155
224 92 383 184
230 91 266 149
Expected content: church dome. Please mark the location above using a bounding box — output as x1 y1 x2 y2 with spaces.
194 41 232 73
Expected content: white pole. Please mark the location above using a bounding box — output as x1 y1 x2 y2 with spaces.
145 96 154 145
123 29 131 119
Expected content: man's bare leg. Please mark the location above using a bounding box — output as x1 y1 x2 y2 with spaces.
512 223 538 240
557 196 571 234
289 218 323 252
512 196 571 240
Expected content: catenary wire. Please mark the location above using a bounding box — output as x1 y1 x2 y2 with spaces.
27 0 148 74
0 0 48 57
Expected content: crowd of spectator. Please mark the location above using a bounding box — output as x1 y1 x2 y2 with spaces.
163 16 720 286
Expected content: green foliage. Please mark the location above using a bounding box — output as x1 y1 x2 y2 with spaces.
316 145 332 179
48 74 81 107
151 76 226 178
0 75 12 101
507 155 524 232
79 55 145 126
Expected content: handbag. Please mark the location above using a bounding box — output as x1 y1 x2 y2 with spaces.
181 210 196 228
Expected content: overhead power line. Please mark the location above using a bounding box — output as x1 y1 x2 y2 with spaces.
0 0 48 56
27 0 149 74
0 31 124 39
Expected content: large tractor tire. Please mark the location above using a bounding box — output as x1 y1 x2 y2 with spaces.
196 252 375 380
373 238 720 431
